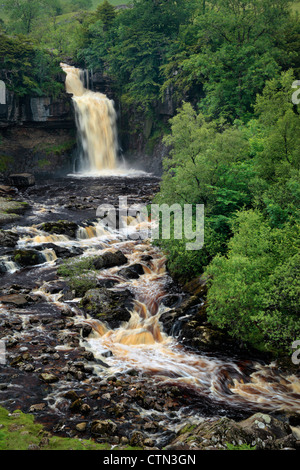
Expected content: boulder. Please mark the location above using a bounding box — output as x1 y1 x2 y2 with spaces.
81 287 134 328
13 249 46 267
0 230 19 247
93 250 128 270
39 373 59 384
118 263 144 279
239 413 294 448
91 419 117 436
0 294 28 307
8 173 35 188
38 220 78 239
35 243 83 259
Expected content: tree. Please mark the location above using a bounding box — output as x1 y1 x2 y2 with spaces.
152 102 254 280
205 210 300 354
3 0 46 34
0 32 62 97
95 0 116 29
80 0 198 109
161 0 292 121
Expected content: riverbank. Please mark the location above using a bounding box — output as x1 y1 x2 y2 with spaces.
0 175 300 451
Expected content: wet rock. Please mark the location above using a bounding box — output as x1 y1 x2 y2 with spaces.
36 243 83 259
91 419 117 436
39 220 78 239
13 249 46 267
29 403 46 412
143 438 155 447
8 173 35 188
118 263 144 279
60 305 75 317
81 287 134 328
80 324 93 337
39 372 59 384
166 413 296 450
96 278 119 288
69 398 83 412
0 230 19 247
239 413 294 448
0 294 29 307
182 275 209 297
130 431 144 447
93 250 128 270
183 325 227 350
76 422 87 432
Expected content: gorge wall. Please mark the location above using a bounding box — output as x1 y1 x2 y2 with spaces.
0 81 77 180
0 70 173 179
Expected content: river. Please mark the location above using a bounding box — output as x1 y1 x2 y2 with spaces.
0 64 299 449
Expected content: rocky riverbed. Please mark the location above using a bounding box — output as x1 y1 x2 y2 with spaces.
0 174 300 451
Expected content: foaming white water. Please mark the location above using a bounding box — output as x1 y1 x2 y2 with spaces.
68 168 151 178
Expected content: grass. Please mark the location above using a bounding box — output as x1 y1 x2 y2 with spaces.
0 406 143 450
57 256 99 296
0 407 112 450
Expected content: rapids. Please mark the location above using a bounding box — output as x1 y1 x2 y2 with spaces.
1 176 300 423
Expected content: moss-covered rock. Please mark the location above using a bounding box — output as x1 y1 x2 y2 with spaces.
39 220 79 238
81 287 134 328
0 196 30 226
13 249 46 267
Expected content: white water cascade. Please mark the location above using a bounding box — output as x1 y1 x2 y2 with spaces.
61 63 118 174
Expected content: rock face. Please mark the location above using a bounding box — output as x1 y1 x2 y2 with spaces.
0 90 74 129
81 288 134 328
0 88 76 179
166 413 297 450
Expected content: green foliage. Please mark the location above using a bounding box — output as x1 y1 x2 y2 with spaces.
79 0 198 110
0 155 13 172
37 139 76 156
95 0 116 29
205 211 300 354
0 32 63 97
155 69 300 354
153 101 254 280
160 0 294 121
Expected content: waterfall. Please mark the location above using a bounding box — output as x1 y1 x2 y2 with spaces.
61 63 118 173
